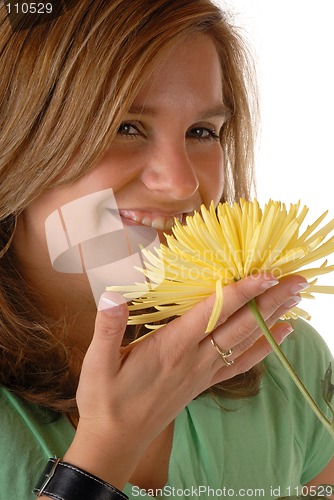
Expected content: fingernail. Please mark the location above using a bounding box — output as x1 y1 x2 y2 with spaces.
283 295 302 309
290 282 310 294
260 279 279 291
98 292 126 315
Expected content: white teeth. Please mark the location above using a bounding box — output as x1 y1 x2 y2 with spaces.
141 216 176 231
151 217 166 231
120 210 185 231
141 217 152 227
165 218 176 230
131 214 141 222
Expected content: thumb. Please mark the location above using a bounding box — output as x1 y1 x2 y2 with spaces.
85 291 129 374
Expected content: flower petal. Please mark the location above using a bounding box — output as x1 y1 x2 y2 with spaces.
206 279 224 333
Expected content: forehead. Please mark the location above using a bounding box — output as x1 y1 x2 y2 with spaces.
132 34 224 111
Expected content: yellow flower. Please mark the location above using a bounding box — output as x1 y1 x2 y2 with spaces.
108 198 334 438
107 199 334 333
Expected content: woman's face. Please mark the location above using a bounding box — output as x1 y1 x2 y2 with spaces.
13 34 227 320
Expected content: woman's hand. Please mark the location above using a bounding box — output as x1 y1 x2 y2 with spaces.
63 273 306 489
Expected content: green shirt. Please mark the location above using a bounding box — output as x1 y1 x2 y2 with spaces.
0 319 333 499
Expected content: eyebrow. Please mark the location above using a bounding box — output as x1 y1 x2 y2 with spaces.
128 103 231 121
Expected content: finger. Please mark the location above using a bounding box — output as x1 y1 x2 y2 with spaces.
217 274 306 332
198 274 305 355
212 321 293 383
241 294 301 345
210 316 294 369
82 291 129 378
233 295 301 359
161 273 280 349
222 280 304 354
208 283 304 360
253 275 308 322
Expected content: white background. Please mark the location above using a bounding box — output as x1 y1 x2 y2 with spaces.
217 0 334 353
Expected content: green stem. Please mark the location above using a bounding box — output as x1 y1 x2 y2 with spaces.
248 298 334 438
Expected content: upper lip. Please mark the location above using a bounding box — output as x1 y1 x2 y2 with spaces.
118 207 195 215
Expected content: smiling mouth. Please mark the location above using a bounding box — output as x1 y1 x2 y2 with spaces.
118 209 184 232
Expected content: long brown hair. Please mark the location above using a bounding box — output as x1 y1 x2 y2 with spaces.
0 0 259 413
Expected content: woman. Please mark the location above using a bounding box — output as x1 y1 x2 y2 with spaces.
0 1 333 499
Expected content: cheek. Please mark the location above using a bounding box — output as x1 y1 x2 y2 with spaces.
92 148 140 184
18 193 62 235
194 147 225 205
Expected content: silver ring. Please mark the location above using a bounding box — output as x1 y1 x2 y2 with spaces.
210 334 234 366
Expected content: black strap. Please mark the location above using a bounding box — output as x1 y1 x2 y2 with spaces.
33 457 128 500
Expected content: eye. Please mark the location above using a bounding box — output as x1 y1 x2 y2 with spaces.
187 126 220 142
117 122 141 137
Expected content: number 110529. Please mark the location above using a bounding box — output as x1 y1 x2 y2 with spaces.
6 3 53 15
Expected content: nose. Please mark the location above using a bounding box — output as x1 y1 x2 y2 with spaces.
141 141 199 200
